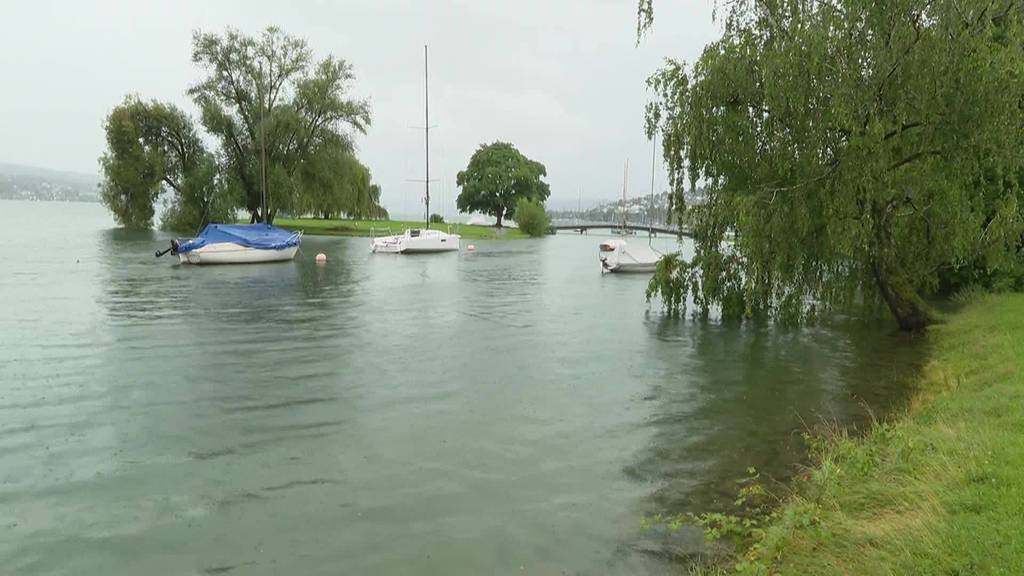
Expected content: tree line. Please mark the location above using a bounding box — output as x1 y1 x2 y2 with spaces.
99 27 387 232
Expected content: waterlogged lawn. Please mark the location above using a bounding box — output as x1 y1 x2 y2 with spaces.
741 294 1024 575
274 218 528 240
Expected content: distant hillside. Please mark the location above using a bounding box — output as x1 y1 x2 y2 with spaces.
0 162 100 202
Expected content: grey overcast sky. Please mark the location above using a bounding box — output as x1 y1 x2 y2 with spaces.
0 0 720 215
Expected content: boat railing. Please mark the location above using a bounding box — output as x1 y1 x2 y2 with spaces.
370 226 398 239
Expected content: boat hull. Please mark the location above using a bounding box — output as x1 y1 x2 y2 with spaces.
603 261 658 273
401 244 460 253
177 242 299 265
370 230 460 254
599 239 661 274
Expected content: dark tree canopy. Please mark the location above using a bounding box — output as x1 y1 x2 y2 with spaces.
643 0 1024 331
456 142 550 228
99 96 229 230
190 27 372 223
99 27 385 231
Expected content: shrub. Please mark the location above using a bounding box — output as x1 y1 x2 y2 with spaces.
514 198 551 237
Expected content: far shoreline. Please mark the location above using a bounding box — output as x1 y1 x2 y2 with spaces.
272 217 528 240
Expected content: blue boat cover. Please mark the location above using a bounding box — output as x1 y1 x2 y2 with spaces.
176 224 301 253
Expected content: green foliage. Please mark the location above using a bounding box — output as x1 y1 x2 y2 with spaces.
159 154 237 233
99 27 385 229
99 98 163 228
429 213 445 224
99 95 231 231
644 0 1024 331
640 466 775 573
513 197 550 237
456 141 550 227
293 146 383 220
190 27 377 223
646 252 687 316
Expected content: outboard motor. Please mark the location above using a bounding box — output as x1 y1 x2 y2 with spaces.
155 239 181 258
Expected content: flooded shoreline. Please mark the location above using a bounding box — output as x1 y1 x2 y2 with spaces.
1 201 923 575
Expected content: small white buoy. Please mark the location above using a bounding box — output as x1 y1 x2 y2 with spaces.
315 253 327 264
467 244 476 252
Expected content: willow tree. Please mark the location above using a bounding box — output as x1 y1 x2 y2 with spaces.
99 96 229 231
190 27 372 223
100 27 385 229
642 0 1024 330
294 147 385 220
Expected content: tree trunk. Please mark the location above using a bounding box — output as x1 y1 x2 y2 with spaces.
495 207 504 228
249 210 259 224
869 199 933 332
871 258 933 332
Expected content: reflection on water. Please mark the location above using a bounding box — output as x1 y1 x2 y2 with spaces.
0 201 923 575
632 317 922 516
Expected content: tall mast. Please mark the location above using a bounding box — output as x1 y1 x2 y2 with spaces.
649 131 657 242
622 159 629 231
258 62 267 223
424 44 430 229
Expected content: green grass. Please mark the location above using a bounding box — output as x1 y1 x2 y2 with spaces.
728 293 1024 574
273 217 528 240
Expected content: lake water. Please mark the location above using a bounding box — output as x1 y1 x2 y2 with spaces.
0 201 923 575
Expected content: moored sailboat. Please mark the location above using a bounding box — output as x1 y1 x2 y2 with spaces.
157 62 302 265
599 238 660 273
598 142 663 273
167 223 301 264
371 44 460 254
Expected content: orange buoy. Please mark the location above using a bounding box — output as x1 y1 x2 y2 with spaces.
467 244 476 252
315 253 327 264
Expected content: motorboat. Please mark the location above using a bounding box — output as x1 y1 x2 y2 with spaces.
599 238 661 273
370 228 460 254
164 223 302 265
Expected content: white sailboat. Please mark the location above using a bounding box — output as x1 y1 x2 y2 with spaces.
371 45 460 254
599 238 661 273
599 148 662 273
369 228 459 253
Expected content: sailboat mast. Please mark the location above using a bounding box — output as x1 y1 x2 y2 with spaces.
622 159 629 231
258 62 267 223
649 131 657 242
424 44 430 230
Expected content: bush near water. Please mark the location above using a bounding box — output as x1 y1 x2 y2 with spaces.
513 198 551 238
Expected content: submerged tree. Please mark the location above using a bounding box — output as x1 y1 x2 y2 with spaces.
642 0 1024 330
456 141 550 227
99 96 231 231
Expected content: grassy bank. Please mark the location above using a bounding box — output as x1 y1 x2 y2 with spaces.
273 217 528 240
711 294 1024 574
